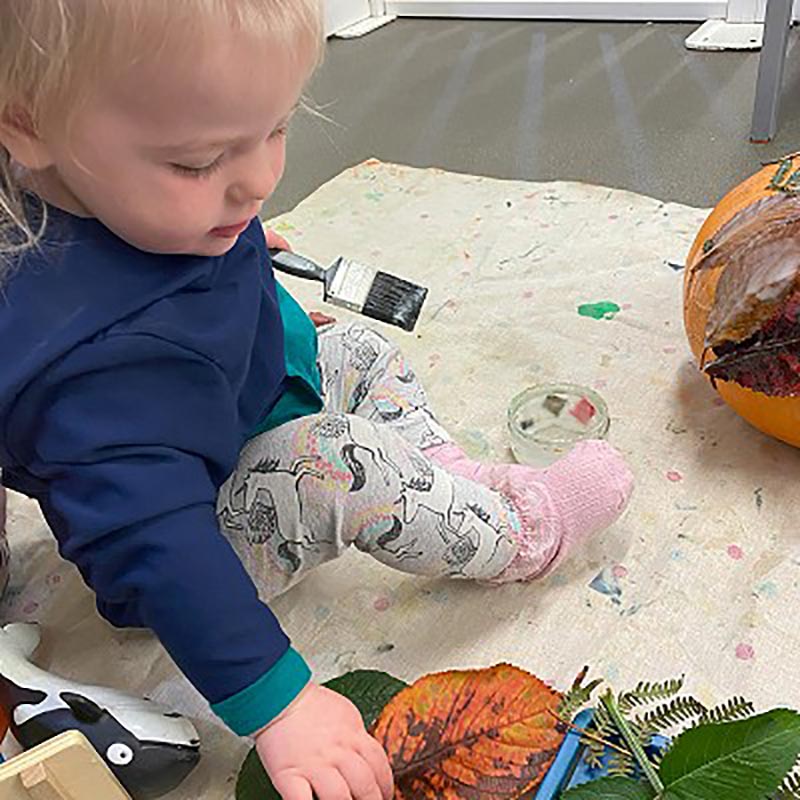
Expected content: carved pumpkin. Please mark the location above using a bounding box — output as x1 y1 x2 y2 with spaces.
684 154 800 448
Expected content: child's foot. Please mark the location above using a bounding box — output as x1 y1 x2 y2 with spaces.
424 440 633 581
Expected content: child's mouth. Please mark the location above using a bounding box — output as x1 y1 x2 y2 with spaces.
210 219 251 238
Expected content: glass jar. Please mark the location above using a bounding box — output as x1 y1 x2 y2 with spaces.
508 383 611 467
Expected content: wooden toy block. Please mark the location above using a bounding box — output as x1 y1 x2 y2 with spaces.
0 731 131 800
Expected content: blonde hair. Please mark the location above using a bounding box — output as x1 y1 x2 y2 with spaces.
0 0 324 278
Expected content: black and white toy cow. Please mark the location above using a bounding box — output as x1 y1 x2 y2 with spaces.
0 623 200 799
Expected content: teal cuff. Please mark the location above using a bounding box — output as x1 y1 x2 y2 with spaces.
211 648 312 736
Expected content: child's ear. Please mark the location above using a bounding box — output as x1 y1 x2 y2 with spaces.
0 106 55 171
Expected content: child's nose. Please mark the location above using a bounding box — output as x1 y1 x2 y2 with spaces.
227 153 279 206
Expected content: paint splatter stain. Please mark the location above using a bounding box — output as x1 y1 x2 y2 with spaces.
620 603 643 618
666 419 688 435
754 487 764 511
666 470 683 482
713 397 726 407
462 429 491 459
373 597 391 612
578 301 621 321
735 643 755 661
612 564 629 579
376 643 396 654
589 568 622 604
663 345 677 354
432 588 450 604
523 290 535 299
756 581 778 598
727 544 744 560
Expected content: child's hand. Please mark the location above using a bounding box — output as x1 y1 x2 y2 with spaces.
265 228 338 329
265 229 293 253
308 311 337 328
255 682 394 800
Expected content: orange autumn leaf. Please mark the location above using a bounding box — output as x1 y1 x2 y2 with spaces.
371 664 565 799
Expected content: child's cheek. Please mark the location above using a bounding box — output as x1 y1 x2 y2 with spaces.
154 176 210 229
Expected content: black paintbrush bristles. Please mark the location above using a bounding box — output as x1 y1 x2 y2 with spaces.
361 272 428 332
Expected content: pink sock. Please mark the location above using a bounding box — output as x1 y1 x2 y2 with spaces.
425 440 633 581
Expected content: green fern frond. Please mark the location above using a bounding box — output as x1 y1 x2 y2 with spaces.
773 772 800 799
581 736 606 769
695 696 756 726
593 703 612 732
558 677 604 721
772 759 800 799
636 696 707 733
579 704 619 769
607 749 636 778
625 717 656 746
618 677 684 712
582 750 604 769
580 704 614 748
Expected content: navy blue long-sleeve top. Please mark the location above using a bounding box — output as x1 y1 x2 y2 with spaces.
0 208 322 735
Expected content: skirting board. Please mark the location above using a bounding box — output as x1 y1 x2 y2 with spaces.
384 0 727 21
332 14 398 38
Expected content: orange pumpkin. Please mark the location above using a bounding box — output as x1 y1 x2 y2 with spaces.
684 154 800 448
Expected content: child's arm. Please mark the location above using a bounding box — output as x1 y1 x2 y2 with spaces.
9 333 391 799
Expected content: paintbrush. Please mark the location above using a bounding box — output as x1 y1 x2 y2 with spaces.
269 248 428 332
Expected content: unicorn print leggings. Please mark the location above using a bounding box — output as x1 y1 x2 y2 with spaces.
216 323 521 600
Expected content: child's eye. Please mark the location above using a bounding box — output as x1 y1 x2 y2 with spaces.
170 157 223 179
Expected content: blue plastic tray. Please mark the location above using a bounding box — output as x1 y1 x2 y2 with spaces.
535 710 670 798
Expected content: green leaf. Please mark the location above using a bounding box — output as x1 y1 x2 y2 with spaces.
660 710 800 800
325 669 407 728
236 748 280 800
560 776 656 799
236 670 407 800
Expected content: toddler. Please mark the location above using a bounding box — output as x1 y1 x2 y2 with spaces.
0 2 632 798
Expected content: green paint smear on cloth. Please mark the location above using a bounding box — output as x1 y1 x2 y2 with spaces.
578 301 621 320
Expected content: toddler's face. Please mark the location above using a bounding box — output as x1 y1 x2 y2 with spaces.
39 27 310 256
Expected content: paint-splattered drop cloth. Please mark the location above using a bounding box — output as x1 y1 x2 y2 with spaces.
5 162 798 799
